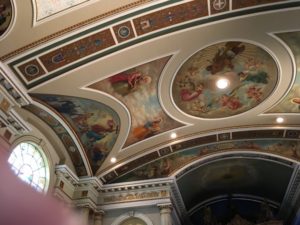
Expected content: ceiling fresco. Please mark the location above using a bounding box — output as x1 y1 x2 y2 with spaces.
23 104 88 176
0 0 12 36
172 41 278 118
32 95 120 174
268 31 300 113
109 138 299 183
33 0 154 22
34 0 89 21
2 1 300 223
5 1 296 89
89 56 183 147
191 199 280 225
177 158 293 210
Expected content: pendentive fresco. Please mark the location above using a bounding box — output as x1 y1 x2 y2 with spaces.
32 95 120 174
89 56 182 147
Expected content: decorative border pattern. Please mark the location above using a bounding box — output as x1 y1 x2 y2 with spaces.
1 0 157 61
101 128 300 183
210 0 229 14
39 29 115 72
5 0 296 89
103 189 169 204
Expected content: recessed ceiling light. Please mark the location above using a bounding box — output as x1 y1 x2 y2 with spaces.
216 78 229 89
170 132 177 139
110 157 117 163
276 117 284 123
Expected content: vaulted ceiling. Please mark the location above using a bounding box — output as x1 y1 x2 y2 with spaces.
1 0 300 223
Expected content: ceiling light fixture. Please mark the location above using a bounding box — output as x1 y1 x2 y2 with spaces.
216 78 229 89
110 157 117 163
276 117 284 123
170 132 177 139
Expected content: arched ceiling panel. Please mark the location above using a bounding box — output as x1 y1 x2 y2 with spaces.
104 130 300 183
177 157 293 212
190 198 280 225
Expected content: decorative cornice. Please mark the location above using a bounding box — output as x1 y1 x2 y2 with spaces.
73 198 97 211
103 189 170 204
54 165 178 211
0 66 30 106
157 203 173 211
100 178 173 206
55 164 80 185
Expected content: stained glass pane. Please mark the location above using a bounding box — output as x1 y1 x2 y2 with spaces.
12 159 22 170
8 154 16 164
8 142 49 192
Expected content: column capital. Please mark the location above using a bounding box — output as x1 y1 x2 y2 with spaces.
94 210 104 225
77 204 92 209
94 210 105 217
158 203 172 209
95 209 105 214
157 203 173 214
158 203 173 225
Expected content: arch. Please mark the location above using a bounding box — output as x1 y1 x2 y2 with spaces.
111 211 154 225
173 150 297 180
8 137 51 192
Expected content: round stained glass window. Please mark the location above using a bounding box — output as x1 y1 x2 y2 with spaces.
8 142 49 192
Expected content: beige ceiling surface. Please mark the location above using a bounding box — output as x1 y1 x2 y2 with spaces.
0 0 300 180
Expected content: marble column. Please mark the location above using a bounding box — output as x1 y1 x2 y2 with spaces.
94 210 104 225
158 204 173 225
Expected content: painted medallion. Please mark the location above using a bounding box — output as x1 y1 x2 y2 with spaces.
172 41 278 118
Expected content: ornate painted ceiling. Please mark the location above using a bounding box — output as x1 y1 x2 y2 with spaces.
1 0 300 222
